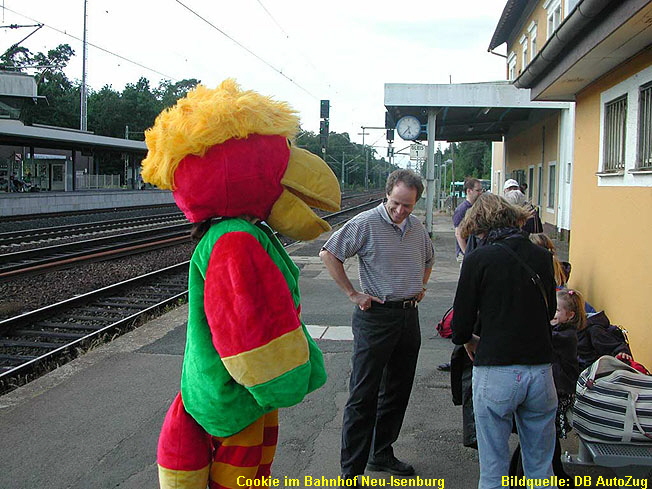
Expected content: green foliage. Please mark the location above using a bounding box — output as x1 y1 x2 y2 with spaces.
295 130 398 189
9 43 399 188
441 140 492 182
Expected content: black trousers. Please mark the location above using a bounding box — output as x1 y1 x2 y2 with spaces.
341 305 421 476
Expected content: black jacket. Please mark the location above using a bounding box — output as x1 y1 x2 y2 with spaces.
577 311 631 372
551 323 579 395
451 232 557 366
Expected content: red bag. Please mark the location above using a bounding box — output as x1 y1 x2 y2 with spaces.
436 307 454 339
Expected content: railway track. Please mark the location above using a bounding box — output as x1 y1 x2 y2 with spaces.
0 191 383 280
0 223 192 280
0 212 186 248
0 196 383 395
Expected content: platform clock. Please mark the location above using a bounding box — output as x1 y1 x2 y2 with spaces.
395 115 422 141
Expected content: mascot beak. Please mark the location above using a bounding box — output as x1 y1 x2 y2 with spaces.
267 144 341 241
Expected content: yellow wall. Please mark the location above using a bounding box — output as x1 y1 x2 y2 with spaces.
570 49 652 366
505 113 559 226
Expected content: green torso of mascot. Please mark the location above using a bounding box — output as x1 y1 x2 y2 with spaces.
181 218 327 437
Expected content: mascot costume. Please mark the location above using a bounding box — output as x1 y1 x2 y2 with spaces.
140 79 341 489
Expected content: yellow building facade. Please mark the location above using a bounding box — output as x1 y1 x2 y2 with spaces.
506 0 652 364
570 48 652 365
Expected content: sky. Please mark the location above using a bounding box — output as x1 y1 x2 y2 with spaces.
1 0 509 162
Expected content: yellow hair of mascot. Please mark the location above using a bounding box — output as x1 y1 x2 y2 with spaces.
142 79 299 190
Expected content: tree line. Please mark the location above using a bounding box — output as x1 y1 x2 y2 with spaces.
2 43 397 189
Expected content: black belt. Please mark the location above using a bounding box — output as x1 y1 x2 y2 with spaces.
373 298 418 309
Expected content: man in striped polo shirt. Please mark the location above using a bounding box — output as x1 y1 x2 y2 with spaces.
320 169 434 483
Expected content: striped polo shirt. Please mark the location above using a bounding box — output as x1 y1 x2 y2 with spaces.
322 203 435 301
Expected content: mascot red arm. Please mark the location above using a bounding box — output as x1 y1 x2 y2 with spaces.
140 79 341 489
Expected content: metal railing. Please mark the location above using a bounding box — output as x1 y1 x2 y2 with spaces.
76 174 121 189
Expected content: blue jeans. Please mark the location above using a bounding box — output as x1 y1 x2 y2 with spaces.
472 364 557 489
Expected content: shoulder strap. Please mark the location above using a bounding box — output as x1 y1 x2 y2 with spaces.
493 241 549 311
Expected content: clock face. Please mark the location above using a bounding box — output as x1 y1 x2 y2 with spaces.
396 116 421 140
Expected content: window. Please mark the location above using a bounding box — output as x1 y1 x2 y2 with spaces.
520 35 528 69
598 64 652 187
544 0 562 39
602 95 627 172
507 52 516 81
528 166 535 200
537 164 543 207
547 163 556 209
566 0 580 13
528 22 538 59
638 82 652 169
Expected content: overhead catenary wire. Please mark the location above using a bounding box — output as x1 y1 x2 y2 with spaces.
1 5 177 81
254 0 335 94
174 0 318 100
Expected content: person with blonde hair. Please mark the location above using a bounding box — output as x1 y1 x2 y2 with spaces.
529 233 566 288
452 192 558 489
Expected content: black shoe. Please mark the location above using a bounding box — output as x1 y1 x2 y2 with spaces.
367 456 415 476
340 475 361 487
437 362 451 371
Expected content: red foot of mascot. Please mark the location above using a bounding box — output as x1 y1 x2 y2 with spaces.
140 79 341 489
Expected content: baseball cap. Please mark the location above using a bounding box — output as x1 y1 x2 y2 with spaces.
503 179 520 191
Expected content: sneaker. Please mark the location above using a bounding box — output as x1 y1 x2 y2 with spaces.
366 456 415 476
437 362 451 371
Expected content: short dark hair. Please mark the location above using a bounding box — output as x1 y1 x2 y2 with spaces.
464 177 481 192
385 169 424 200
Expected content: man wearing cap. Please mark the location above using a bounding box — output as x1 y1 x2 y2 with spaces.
503 178 520 193
319 169 434 483
504 178 543 234
453 177 484 264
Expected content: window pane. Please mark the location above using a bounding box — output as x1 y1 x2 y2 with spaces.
603 95 627 172
537 166 543 206
548 165 556 208
638 83 652 169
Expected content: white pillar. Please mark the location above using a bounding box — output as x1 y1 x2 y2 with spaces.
425 109 437 236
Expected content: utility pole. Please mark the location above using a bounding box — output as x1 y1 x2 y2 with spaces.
359 126 385 190
360 128 369 190
80 0 88 131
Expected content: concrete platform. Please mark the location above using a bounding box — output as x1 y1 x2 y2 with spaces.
0 189 174 217
0 214 630 488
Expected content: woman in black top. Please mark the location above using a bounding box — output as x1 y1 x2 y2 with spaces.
451 192 558 489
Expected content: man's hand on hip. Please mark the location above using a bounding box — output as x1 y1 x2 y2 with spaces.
350 291 383 311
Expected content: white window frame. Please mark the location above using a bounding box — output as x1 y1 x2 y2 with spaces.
544 0 562 39
547 161 557 212
528 22 538 60
507 52 516 81
519 35 528 69
598 64 652 187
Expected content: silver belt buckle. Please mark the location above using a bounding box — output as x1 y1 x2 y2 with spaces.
403 299 416 309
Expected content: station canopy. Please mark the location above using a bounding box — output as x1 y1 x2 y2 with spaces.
0 120 147 154
384 81 570 143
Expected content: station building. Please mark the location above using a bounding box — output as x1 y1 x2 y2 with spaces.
0 71 172 216
385 0 652 366
505 0 652 365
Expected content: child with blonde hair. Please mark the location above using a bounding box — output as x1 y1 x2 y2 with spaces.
548 289 583 487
